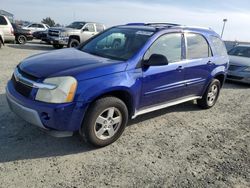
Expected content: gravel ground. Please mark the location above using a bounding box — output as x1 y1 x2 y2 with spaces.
0 41 249 188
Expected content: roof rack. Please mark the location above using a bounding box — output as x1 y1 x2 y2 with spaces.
126 22 181 28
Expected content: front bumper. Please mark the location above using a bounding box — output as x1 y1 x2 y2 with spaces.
48 36 69 45
6 81 88 132
227 70 250 84
6 88 47 129
26 35 33 41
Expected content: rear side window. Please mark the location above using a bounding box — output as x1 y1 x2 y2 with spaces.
96 24 105 32
0 16 7 25
144 33 182 63
29 24 38 28
211 36 228 56
186 33 211 59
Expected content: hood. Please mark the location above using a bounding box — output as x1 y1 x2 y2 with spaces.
229 55 250 67
49 27 79 32
19 48 127 81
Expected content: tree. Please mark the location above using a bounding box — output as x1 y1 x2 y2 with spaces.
41 17 55 27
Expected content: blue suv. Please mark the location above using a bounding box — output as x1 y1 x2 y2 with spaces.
6 23 229 146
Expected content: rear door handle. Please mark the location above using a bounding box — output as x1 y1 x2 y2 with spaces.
207 60 215 65
176 66 184 71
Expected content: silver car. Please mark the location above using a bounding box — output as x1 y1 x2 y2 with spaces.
227 45 250 84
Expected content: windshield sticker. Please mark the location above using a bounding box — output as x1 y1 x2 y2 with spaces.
136 31 154 36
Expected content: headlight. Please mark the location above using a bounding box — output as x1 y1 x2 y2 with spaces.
243 67 250 72
35 76 77 103
60 32 68 37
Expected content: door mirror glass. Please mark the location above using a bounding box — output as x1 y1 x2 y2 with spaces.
144 54 169 66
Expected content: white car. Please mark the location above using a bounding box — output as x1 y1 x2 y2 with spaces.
22 23 49 33
0 15 15 43
0 29 4 48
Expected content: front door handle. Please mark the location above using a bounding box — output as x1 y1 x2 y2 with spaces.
176 66 184 71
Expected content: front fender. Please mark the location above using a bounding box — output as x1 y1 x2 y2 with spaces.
74 70 142 113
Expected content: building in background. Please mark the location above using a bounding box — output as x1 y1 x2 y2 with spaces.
0 10 14 23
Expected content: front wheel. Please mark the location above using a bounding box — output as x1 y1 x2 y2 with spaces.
80 96 128 147
197 79 221 109
52 44 64 49
67 39 80 48
17 35 27 44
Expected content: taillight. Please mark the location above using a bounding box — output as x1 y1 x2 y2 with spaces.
11 28 14 35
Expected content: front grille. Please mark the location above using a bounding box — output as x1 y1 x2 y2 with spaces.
48 29 60 37
11 68 38 98
12 75 33 97
228 65 241 71
227 75 243 80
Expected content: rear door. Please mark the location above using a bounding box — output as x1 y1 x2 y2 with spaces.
139 32 187 109
183 33 213 97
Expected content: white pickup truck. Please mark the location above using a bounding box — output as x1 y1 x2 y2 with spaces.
47 21 105 49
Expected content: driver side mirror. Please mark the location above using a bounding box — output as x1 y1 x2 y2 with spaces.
82 28 89 32
144 54 169 66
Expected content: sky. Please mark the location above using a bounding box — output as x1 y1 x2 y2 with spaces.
1 0 250 42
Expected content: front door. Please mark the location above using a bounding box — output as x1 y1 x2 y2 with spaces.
82 23 96 41
139 33 187 109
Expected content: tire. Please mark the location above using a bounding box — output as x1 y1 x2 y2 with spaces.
17 35 27 44
53 44 64 49
80 96 128 147
67 38 80 48
197 79 221 109
112 39 121 49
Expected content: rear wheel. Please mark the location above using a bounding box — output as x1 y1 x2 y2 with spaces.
80 96 128 147
68 38 80 48
52 44 64 49
197 79 221 109
17 35 27 44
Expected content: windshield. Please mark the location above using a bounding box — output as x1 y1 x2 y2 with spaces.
66 22 86 29
80 27 154 61
228 46 250 58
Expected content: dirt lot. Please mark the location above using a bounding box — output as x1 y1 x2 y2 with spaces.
0 41 249 188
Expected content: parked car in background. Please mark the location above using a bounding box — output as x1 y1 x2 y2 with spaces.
0 15 15 43
6 23 229 147
11 23 33 44
0 29 4 48
22 23 49 33
227 45 250 84
33 30 50 43
47 21 105 49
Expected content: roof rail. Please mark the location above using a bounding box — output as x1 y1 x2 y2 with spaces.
126 22 181 28
146 23 181 27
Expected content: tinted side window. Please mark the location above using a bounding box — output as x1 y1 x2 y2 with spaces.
85 24 95 32
29 24 37 28
0 16 7 25
186 33 211 59
211 36 228 56
144 33 182 63
37 24 44 28
96 24 104 32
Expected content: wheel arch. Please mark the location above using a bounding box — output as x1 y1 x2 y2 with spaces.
214 73 226 87
85 88 135 118
69 35 80 42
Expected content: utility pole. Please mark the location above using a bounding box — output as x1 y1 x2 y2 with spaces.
221 18 228 38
